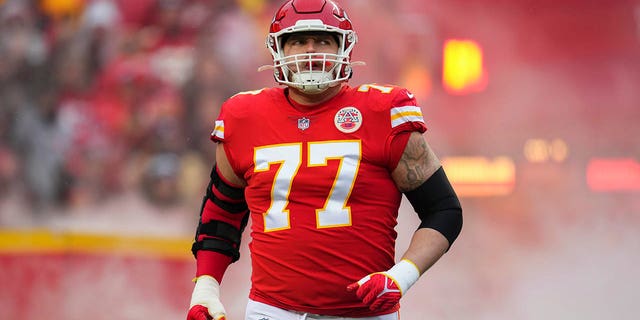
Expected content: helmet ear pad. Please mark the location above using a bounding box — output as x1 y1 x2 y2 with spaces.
341 64 352 79
274 67 285 82
266 34 286 82
338 32 357 79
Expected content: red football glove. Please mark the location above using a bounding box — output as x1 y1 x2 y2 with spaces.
187 305 214 320
347 259 421 312
187 276 227 320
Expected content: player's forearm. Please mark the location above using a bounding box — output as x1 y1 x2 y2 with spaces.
400 228 449 274
192 160 249 282
348 227 449 311
196 250 233 282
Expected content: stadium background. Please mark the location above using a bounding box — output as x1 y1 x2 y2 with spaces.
0 0 638 319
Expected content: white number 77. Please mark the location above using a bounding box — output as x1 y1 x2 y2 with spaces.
254 141 361 232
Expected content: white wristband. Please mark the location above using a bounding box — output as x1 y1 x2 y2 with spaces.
384 259 421 295
190 275 226 318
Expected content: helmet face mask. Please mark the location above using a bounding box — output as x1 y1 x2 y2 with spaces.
267 0 357 94
284 52 340 93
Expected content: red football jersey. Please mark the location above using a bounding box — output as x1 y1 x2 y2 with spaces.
210 84 427 317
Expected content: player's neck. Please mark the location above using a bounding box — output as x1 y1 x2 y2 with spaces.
287 83 345 108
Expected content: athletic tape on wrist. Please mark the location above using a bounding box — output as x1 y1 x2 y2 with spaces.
190 275 221 308
385 259 421 295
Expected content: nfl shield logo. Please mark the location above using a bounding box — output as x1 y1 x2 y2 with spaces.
298 117 310 130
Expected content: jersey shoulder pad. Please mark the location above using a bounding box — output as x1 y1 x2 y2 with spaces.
212 88 280 142
352 83 425 131
352 83 417 110
222 87 281 118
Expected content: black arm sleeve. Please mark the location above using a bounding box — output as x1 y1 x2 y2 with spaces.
404 166 463 248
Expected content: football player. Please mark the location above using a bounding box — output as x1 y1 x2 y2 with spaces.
187 0 462 319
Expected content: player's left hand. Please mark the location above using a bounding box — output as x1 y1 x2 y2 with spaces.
347 259 420 311
347 272 401 311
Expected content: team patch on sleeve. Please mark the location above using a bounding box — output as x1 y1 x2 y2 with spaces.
210 120 224 140
390 106 425 128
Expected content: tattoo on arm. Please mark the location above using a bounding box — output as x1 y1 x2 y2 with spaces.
393 132 440 192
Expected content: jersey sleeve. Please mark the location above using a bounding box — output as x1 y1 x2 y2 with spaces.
210 89 267 144
210 102 228 143
389 87 427 134
385 87 428 170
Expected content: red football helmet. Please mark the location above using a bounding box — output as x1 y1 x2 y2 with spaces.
266 0 357 93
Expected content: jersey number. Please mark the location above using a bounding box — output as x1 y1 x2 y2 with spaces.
254 141 361 232
357 84 394 94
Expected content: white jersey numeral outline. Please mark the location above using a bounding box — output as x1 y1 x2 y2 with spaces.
254 140 361 232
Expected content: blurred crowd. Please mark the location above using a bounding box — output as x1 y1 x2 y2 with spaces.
0 0 441 227
0 0 287 219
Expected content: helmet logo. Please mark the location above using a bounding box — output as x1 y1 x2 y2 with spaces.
334 107 362 133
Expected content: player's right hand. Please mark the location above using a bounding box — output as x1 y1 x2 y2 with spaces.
187 305 214 320
187 276 227 320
